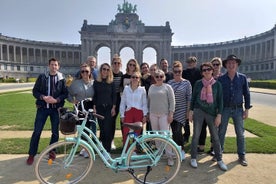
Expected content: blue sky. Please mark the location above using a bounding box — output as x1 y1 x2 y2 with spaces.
1 0 275 68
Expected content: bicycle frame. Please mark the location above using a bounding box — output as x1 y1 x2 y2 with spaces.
63 99 182 172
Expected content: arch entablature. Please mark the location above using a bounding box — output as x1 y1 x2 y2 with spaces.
80 11 172 65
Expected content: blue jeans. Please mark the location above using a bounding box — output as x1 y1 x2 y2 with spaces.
219 107 245 157
190 108 222 161
28 108 59 156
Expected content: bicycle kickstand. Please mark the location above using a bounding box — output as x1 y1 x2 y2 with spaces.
143 166 152 184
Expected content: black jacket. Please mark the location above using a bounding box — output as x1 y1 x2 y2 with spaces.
33 71 68 108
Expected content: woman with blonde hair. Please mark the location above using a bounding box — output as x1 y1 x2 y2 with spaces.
211 57 223 79
120 71 148 146
148 69 175 166
93 63 116 158
68 63 94 103
68 63 95 158
121 58 140 89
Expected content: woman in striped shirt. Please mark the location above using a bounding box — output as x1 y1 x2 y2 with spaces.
168 61 192 160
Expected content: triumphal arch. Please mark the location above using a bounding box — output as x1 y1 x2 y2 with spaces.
79 1 173 64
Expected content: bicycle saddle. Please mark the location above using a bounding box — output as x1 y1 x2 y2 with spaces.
123 122 143 130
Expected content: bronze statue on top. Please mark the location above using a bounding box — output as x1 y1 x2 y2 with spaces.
117 0 137 13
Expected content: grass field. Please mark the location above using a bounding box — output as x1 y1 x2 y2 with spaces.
0 90 275 154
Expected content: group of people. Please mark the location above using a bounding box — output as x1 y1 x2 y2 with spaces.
26 54 251 173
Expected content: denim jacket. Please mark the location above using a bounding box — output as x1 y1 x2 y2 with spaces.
33 71 68 108
218 72 251 110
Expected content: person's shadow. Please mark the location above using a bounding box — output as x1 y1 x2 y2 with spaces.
176 153 240 184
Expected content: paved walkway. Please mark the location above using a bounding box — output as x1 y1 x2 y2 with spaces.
248 87 276 127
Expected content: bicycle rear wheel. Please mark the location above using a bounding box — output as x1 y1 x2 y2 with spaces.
35 141 93 184
126 137 181 184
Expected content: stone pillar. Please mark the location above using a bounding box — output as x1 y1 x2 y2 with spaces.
136 41 143 64
271 30 276 58
27 47 29 63
0 44 2 60
20 47 23 64
110 41 116 62
88 40 92 56
40 49 43 64
13 45 16 62
270 39 274 58
7 45 10 61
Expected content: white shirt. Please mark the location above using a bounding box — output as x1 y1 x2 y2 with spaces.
120 85 148 118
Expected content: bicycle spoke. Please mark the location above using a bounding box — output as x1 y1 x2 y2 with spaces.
126 137 181 184
35 141 93 184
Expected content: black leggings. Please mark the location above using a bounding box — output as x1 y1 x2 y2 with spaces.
170 120 184 148
97 105 113 153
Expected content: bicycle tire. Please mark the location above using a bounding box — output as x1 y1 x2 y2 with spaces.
35 141 93 184
126 137 181 184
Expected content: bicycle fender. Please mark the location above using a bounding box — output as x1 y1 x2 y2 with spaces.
137 135 183 160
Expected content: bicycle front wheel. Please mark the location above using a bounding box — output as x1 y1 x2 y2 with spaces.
126 137 181 184
35 141 93 184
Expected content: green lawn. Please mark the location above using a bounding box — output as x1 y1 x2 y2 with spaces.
0 90 275 154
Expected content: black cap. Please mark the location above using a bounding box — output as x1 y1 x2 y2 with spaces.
222 54 241 68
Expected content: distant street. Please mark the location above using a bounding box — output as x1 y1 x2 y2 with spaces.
0 83 34 93
251 92 276 108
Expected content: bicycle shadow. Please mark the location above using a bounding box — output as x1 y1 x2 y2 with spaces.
0 153 243 184
0 154 137 184
0 154 40 184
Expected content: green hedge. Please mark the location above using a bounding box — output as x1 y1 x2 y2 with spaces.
27 77 37 82
0 77 37 83
250 80 276 89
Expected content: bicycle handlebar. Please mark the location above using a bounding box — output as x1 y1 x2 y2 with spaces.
74 98 104 120
92 112 104 120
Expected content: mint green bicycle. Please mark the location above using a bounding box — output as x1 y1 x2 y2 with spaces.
35 99 182 184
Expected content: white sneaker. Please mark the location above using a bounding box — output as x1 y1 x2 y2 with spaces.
181 150 186 161
82 150 89 158
217 160 228 171
79 148 85 156
167 157 174 166
190 159 198 168
111 141 116 150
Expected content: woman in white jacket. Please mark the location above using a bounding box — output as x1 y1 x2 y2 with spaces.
120 72 148 146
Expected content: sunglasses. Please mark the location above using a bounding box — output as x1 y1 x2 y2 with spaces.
113 62 121 65
81 70 89 74
202 68 212 72
212 63 220 67
155 75 164 79
102 68 110 71
128 64 136 67
173 70 182 74
131 76 139 79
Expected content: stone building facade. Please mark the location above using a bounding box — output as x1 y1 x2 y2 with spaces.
172 26 276 79
0 34 81 79
0 5 275 79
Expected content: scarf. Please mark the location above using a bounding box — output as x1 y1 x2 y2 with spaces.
200 77 216 104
